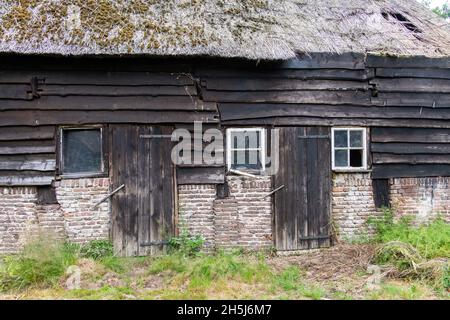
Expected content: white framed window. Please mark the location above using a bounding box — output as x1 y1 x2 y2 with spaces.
226 128 266 173
331 127 368 171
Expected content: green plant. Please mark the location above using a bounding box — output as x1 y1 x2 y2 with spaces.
369 211 450 291
168 228 205 257
80 240 114 260
368 210 450 259
0 237 78 291
273 266 301 291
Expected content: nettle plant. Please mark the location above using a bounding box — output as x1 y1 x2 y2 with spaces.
168 225 205 257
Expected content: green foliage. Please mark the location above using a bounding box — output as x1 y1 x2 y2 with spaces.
79 240 114 260
168 228 205 257
443 266 450 290
0 237 78 291
274 266 301 291
368 209 450 259
99 256 126 273
272 266 325 300
421 0 450 19
433 3 450 19
148 254 188 274
369 209 450 291
149 250 271 289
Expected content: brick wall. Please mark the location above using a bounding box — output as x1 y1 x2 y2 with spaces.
332 174 450 240
178 176 273 250
0 178 110 254
54 178 110 243
178 184 216 248
391 177 450 223
332 173 381 240
0 187 38 254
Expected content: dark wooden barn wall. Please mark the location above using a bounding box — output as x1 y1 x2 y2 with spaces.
367 56 450 179
0 126 56 185
199 55 450 179
0 57 220 186
0 54 449 185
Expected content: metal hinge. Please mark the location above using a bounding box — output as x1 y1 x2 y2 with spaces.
139 135 173 139
140 240 169 246
298 135 330 139
298 235 330 241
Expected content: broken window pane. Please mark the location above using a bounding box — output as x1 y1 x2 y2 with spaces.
62 129 102 174
350 149 363 167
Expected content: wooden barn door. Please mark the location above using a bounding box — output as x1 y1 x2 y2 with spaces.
110 125 176 256
274 127 331 251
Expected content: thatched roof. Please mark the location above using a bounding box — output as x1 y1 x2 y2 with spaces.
0 0 449 60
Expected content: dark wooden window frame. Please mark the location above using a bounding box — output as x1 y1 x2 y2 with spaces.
57 125 108 179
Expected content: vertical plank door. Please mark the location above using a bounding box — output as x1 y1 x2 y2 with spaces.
110 125 175 256
274 127 331 250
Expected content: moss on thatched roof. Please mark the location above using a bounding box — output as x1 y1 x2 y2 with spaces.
0 0 449 59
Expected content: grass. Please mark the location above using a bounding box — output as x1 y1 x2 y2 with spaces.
0 235 78 291
368 209 450 291
369 210 450 259
0 218 448 300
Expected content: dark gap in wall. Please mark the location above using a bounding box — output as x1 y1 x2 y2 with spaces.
36 186 58 205
382 11 422 33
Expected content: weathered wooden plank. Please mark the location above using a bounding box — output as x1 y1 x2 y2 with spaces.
204 90 372 105
0 175 53 186
371 143 450 154
40 85 197 97
0 71 194 85
370 78 450 93
206 79 369 91
176 167 225 185
0 84 30 99
373 153 450 164
372 92 450 107
223 117 450 128
371 128 450 143
376 68 450 79
367 55 450 68
278 53 366 70
0 110 218 127
218 103 450 121
0 146 55 155
195 68 373 80
0 159 56 171
0 96 216 111
372 179 391 208
372 164 450 178
0 126 55 141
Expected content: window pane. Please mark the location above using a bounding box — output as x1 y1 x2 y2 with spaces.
231 130 260 150
231 150 262 170
334 130 348 148
350 149 363 167
350 130 363 148
63 129 102 174
335 150 348 167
